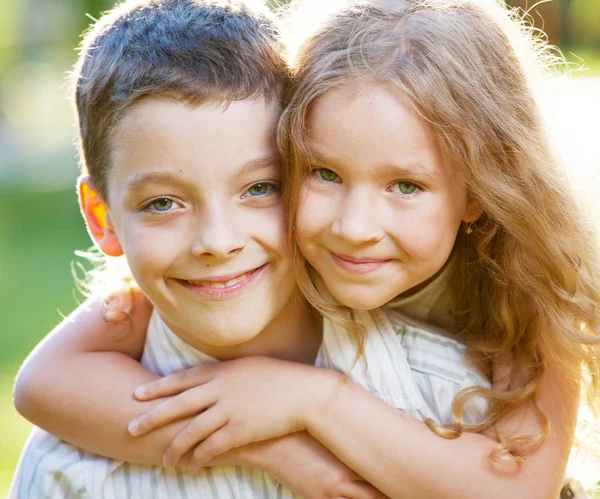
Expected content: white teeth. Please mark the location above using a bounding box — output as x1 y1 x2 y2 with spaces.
223 275 245 287
187 272 250 288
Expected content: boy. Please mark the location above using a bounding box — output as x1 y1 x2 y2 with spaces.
10 0 333 496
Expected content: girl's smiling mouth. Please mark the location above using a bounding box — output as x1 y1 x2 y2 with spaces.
329 252 391 274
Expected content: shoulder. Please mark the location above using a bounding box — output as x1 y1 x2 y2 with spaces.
382 307 487 382
10 428 88 499
378 307 491 424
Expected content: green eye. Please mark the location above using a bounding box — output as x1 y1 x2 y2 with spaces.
150 198 173 211
395 181 418 195
248 183 270 196
317 168 340 182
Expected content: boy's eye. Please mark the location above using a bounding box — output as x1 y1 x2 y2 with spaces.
391 181 419 195
314 168 340 182
151 198 174 211
141 197 182 213
244 181 281 198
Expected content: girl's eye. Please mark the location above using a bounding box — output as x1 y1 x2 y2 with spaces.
244 182 281 198
392 181 420 195
314 168 340 182
142 198 181 213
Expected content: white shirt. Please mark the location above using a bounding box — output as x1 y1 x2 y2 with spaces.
11 307 489 499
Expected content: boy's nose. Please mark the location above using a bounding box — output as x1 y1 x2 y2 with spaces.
190 208 245 260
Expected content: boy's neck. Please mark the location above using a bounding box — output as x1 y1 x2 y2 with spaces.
162 289 323 364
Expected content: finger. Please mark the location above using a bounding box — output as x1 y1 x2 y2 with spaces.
187 426 237 471
101 285 134 323
134 364 217 400
129 386 217 436
165 408 228 469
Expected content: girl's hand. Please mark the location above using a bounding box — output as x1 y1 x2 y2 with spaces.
210 433 386 499
128 356 342 469
258 432 387 499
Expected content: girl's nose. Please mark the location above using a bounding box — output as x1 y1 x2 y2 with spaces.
331 190 385 246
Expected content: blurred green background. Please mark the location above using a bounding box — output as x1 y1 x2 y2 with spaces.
0 0 599 496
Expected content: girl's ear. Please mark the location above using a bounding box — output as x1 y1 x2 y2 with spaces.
463 195 483 223
78 176 124 257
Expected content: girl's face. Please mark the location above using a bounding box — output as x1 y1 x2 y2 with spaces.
296 83 479 310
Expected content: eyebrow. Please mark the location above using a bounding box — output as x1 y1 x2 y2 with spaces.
124 170 186 193
124 157 282 193
235 156 281 177
379 163 443 180
308 150 442 180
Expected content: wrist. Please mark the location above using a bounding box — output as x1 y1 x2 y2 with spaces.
232 438 287 472
239 433 307 477
300 368 346 432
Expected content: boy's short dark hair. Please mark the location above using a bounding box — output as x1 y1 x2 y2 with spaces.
74 0 286 200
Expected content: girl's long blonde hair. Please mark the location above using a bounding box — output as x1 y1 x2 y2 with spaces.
278 0 600 462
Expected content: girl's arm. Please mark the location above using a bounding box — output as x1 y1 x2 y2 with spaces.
133 356 577 499
13 295 383 498
302 361 577 498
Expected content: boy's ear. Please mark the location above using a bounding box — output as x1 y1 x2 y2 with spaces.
78 176 124 257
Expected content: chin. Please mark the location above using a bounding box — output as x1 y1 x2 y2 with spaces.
332 289 388 311
177 316 264 348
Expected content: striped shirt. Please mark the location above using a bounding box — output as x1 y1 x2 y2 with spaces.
10 307 490 499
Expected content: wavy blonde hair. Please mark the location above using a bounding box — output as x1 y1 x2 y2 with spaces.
277 0 600 462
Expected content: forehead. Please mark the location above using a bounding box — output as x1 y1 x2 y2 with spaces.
106 97 281 189
305 83 451 177
308 82 430 139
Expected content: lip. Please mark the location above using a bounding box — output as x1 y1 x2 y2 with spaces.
173 264 269 300
329 252 391 275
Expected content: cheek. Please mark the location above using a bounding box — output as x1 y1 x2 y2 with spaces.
253 206 290 260
296 183 333 240
390 199 461 257
118 225 181 276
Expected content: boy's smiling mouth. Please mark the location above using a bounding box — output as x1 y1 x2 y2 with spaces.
173 264 269 299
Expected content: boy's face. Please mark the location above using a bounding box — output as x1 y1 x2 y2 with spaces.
86 97 298 351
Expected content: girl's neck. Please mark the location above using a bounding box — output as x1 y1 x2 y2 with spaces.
388 253 456 331
399 253 454 300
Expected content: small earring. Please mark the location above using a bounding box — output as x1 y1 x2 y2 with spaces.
465 222 473 235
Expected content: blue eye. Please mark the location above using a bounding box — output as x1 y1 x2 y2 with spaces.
245 182 281 197
150 198 174 211
393 181 419 195
315 168 340 182
141 197 181 214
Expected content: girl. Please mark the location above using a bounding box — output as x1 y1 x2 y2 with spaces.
15 0 599 497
